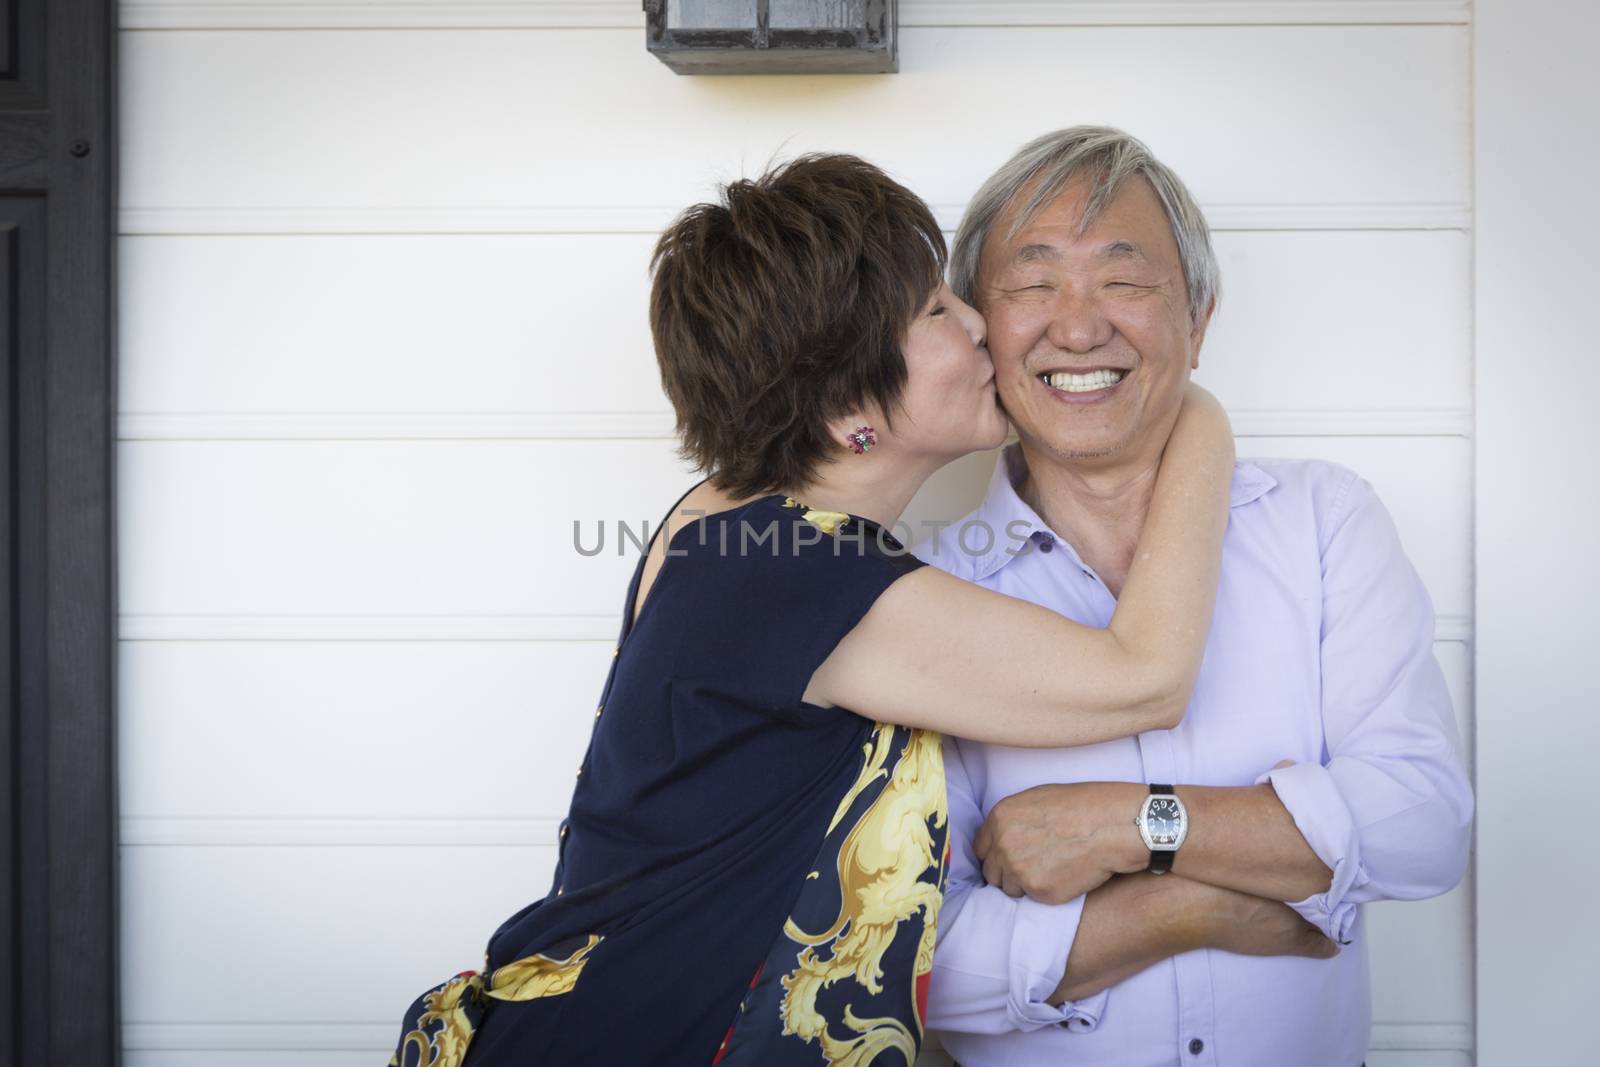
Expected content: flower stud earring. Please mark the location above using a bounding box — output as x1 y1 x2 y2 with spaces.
845 426 877 455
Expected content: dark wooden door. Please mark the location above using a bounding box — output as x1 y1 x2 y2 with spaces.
1 0 120 1063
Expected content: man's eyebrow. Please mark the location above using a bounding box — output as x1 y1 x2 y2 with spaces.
1009 240 1147 265
1096 240 1147 262
1012 243 1061 265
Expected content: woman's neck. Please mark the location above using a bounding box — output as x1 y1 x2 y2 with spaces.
777 451 940 531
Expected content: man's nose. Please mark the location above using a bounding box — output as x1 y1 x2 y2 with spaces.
958 299 987 348
967 312 987 349
1046 292 1114 353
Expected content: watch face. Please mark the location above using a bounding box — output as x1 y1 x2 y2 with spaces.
1144 797 1183 846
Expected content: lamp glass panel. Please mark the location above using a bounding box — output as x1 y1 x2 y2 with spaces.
667 0 759 29
768 0 866 29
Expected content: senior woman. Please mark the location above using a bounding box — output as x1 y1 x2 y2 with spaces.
387 153 1235 1067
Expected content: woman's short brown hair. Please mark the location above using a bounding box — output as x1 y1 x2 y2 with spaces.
649 152 947 498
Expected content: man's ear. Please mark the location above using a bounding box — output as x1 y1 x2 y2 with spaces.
1188 299 1216 370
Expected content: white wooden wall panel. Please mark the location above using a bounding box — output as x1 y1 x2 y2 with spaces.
117 641 617 821
117 436 1470 622
119 26 1466 213
116 439 698 619
116 638 1470 827
118 1 1475 31
117 847 1475 1056
119 845 557 1022
1367 888 1475 1027
116 2 1478 1063
118 230 1471 424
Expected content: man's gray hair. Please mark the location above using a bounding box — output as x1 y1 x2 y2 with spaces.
950 126 1220 326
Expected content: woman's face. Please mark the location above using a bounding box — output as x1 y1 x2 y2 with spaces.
880 281 1008 460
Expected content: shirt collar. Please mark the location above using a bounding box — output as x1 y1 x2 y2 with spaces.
962 441 1279 582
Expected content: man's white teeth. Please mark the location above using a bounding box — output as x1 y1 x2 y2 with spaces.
1042 369 1126 392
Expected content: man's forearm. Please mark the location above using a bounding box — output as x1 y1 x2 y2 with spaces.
975 778 1336 915
1048 873 1208 1004
1166 783 1332 902
1049 868 1342 1004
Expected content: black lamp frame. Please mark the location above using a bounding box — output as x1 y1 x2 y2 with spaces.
644 0 898 75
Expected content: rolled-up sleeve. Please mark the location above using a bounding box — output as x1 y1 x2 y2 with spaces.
926 734 1108 1035
1257 472 1474 944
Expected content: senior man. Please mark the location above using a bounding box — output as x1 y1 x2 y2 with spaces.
915 127 1473 1067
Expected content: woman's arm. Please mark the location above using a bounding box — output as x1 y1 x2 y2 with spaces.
805 383 1234 748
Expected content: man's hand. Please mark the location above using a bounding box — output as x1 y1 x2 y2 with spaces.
1206 882 1340 961
1049 873 1339 1004
974 781 1148 905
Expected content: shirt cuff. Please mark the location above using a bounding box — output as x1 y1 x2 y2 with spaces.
1005 894 1108 1032
1256 761 1368 945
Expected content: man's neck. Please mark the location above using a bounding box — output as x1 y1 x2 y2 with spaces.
1014 441 1164 598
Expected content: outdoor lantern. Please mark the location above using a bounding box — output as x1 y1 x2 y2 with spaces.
645 0 898 75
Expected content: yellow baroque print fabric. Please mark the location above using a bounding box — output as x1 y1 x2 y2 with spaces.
781 496 853 537
387 935 603 1067
714 722 949 1067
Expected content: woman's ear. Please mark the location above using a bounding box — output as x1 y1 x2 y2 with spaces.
842 425 878 455
824 408 883 455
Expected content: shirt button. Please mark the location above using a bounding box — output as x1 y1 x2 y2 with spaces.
1189 1038 1205 1055
1038 533 1055 553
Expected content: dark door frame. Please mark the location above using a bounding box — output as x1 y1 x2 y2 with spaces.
2 0 121 1063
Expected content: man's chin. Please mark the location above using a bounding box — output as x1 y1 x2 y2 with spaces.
1050 444 1125 461
1018 428 1134 463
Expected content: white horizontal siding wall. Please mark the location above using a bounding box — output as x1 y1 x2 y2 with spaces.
116 3 1476 1065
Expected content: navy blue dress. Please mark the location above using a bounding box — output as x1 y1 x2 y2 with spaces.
388 488 951 1067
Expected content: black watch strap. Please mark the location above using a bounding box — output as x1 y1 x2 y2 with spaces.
1147 783 1177 874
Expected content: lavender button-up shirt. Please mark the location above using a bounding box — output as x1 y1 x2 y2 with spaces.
914 443 1473 1067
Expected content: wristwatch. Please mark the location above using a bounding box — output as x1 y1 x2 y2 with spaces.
1134 784 1188 874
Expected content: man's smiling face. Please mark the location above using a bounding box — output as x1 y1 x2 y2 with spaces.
976 173 1211 465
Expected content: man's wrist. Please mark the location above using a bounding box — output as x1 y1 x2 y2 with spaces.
1102 782 1154 874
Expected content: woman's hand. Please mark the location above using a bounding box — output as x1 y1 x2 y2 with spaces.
973 782 1149 905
